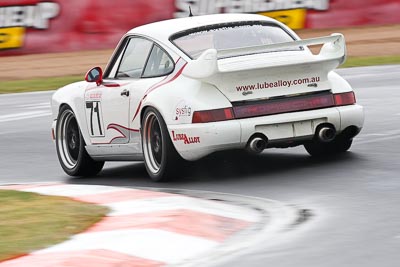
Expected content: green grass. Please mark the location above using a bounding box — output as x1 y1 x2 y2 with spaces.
0 55 399 94
0 76 82 94
341 55 400 68
0 190 108 261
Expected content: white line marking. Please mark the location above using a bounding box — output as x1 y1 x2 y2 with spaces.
35 229 218 264
0 131 16 135
363 133 389 136
0 90 55 97
0 111 51 123
17 102 50 108
21 184 130 197
356 130 400 145
17 103 51 111
22 105 50 110
107 196 260 222
356 135 400 145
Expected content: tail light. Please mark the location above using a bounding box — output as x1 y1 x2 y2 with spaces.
334 92 356 106
233 92 334 119
192 108 234 123
192 91 356 123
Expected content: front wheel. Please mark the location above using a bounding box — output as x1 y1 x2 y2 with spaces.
56 106 104 177
141 107 183 182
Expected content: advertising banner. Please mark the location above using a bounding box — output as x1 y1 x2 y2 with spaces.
0 0 399 56
0 0 174 55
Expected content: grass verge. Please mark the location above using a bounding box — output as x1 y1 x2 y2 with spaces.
0 76 81 94
341 55 400 68
0 55 399 94
0 190 108 261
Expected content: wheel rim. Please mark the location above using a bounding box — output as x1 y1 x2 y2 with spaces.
143 111 163 174
57 110 80 169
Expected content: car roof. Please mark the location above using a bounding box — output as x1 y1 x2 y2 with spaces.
128 13 278 42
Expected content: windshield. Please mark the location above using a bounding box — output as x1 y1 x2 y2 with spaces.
171 22 299 59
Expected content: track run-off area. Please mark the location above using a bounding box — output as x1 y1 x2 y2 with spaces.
0 65 399 267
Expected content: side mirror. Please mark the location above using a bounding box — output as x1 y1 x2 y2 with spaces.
85 67 103 86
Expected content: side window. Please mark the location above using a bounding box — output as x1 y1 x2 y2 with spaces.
142 45 174 78
116 38 153 79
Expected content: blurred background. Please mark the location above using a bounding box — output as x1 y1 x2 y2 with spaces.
0 2 400 265
0 0 399 84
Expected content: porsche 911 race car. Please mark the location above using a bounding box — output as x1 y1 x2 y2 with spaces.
51 13 364 181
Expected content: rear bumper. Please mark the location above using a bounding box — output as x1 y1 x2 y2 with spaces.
168 104 364 161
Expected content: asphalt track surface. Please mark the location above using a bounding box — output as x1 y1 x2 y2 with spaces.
0 65 399 267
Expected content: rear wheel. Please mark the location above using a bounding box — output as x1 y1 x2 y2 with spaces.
56 106 104 176
304 136 353 157
141 107 182 182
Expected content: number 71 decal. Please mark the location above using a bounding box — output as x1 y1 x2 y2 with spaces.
85 101 105 137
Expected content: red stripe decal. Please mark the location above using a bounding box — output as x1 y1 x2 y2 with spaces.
132 99 144 122
145 63 187 96
108 123 139 132
86 82 130 91
145 75 170 95
91 123 139 145
103 83 120 87
131 59 187 122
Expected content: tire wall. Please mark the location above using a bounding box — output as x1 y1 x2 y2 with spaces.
0 0 399 56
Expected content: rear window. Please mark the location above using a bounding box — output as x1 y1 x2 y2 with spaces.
170 21 298 59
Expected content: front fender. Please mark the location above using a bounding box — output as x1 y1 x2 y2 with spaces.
51 81 91 145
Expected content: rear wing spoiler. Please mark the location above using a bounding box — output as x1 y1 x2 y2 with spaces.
217 33 345 60
182 33 346 79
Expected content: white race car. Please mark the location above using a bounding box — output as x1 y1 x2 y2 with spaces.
51 13 364 181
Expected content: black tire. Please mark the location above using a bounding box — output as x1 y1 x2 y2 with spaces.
141 107 183 182
56 106 104 177
304 136 353 157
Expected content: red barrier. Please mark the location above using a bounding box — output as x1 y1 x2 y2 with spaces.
0 0 174 55
306 0 400 28
0 0 399 56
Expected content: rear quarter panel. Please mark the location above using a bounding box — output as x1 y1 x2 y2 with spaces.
328 71 353 93
141 76 232 126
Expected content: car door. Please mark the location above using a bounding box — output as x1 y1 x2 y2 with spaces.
84 37 154 145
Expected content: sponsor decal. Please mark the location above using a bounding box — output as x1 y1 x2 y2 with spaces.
258 8 307 30
307 83 318 88
85 101 104 137
242 91 253 96
174 100 192 121
172 131 200 144
0 2 60 50
89 92 102 99
174 0 329 29
0 27 25 49
236 76 321 92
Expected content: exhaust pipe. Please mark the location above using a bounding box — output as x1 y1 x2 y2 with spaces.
248 137 267 153
318 126 336 142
